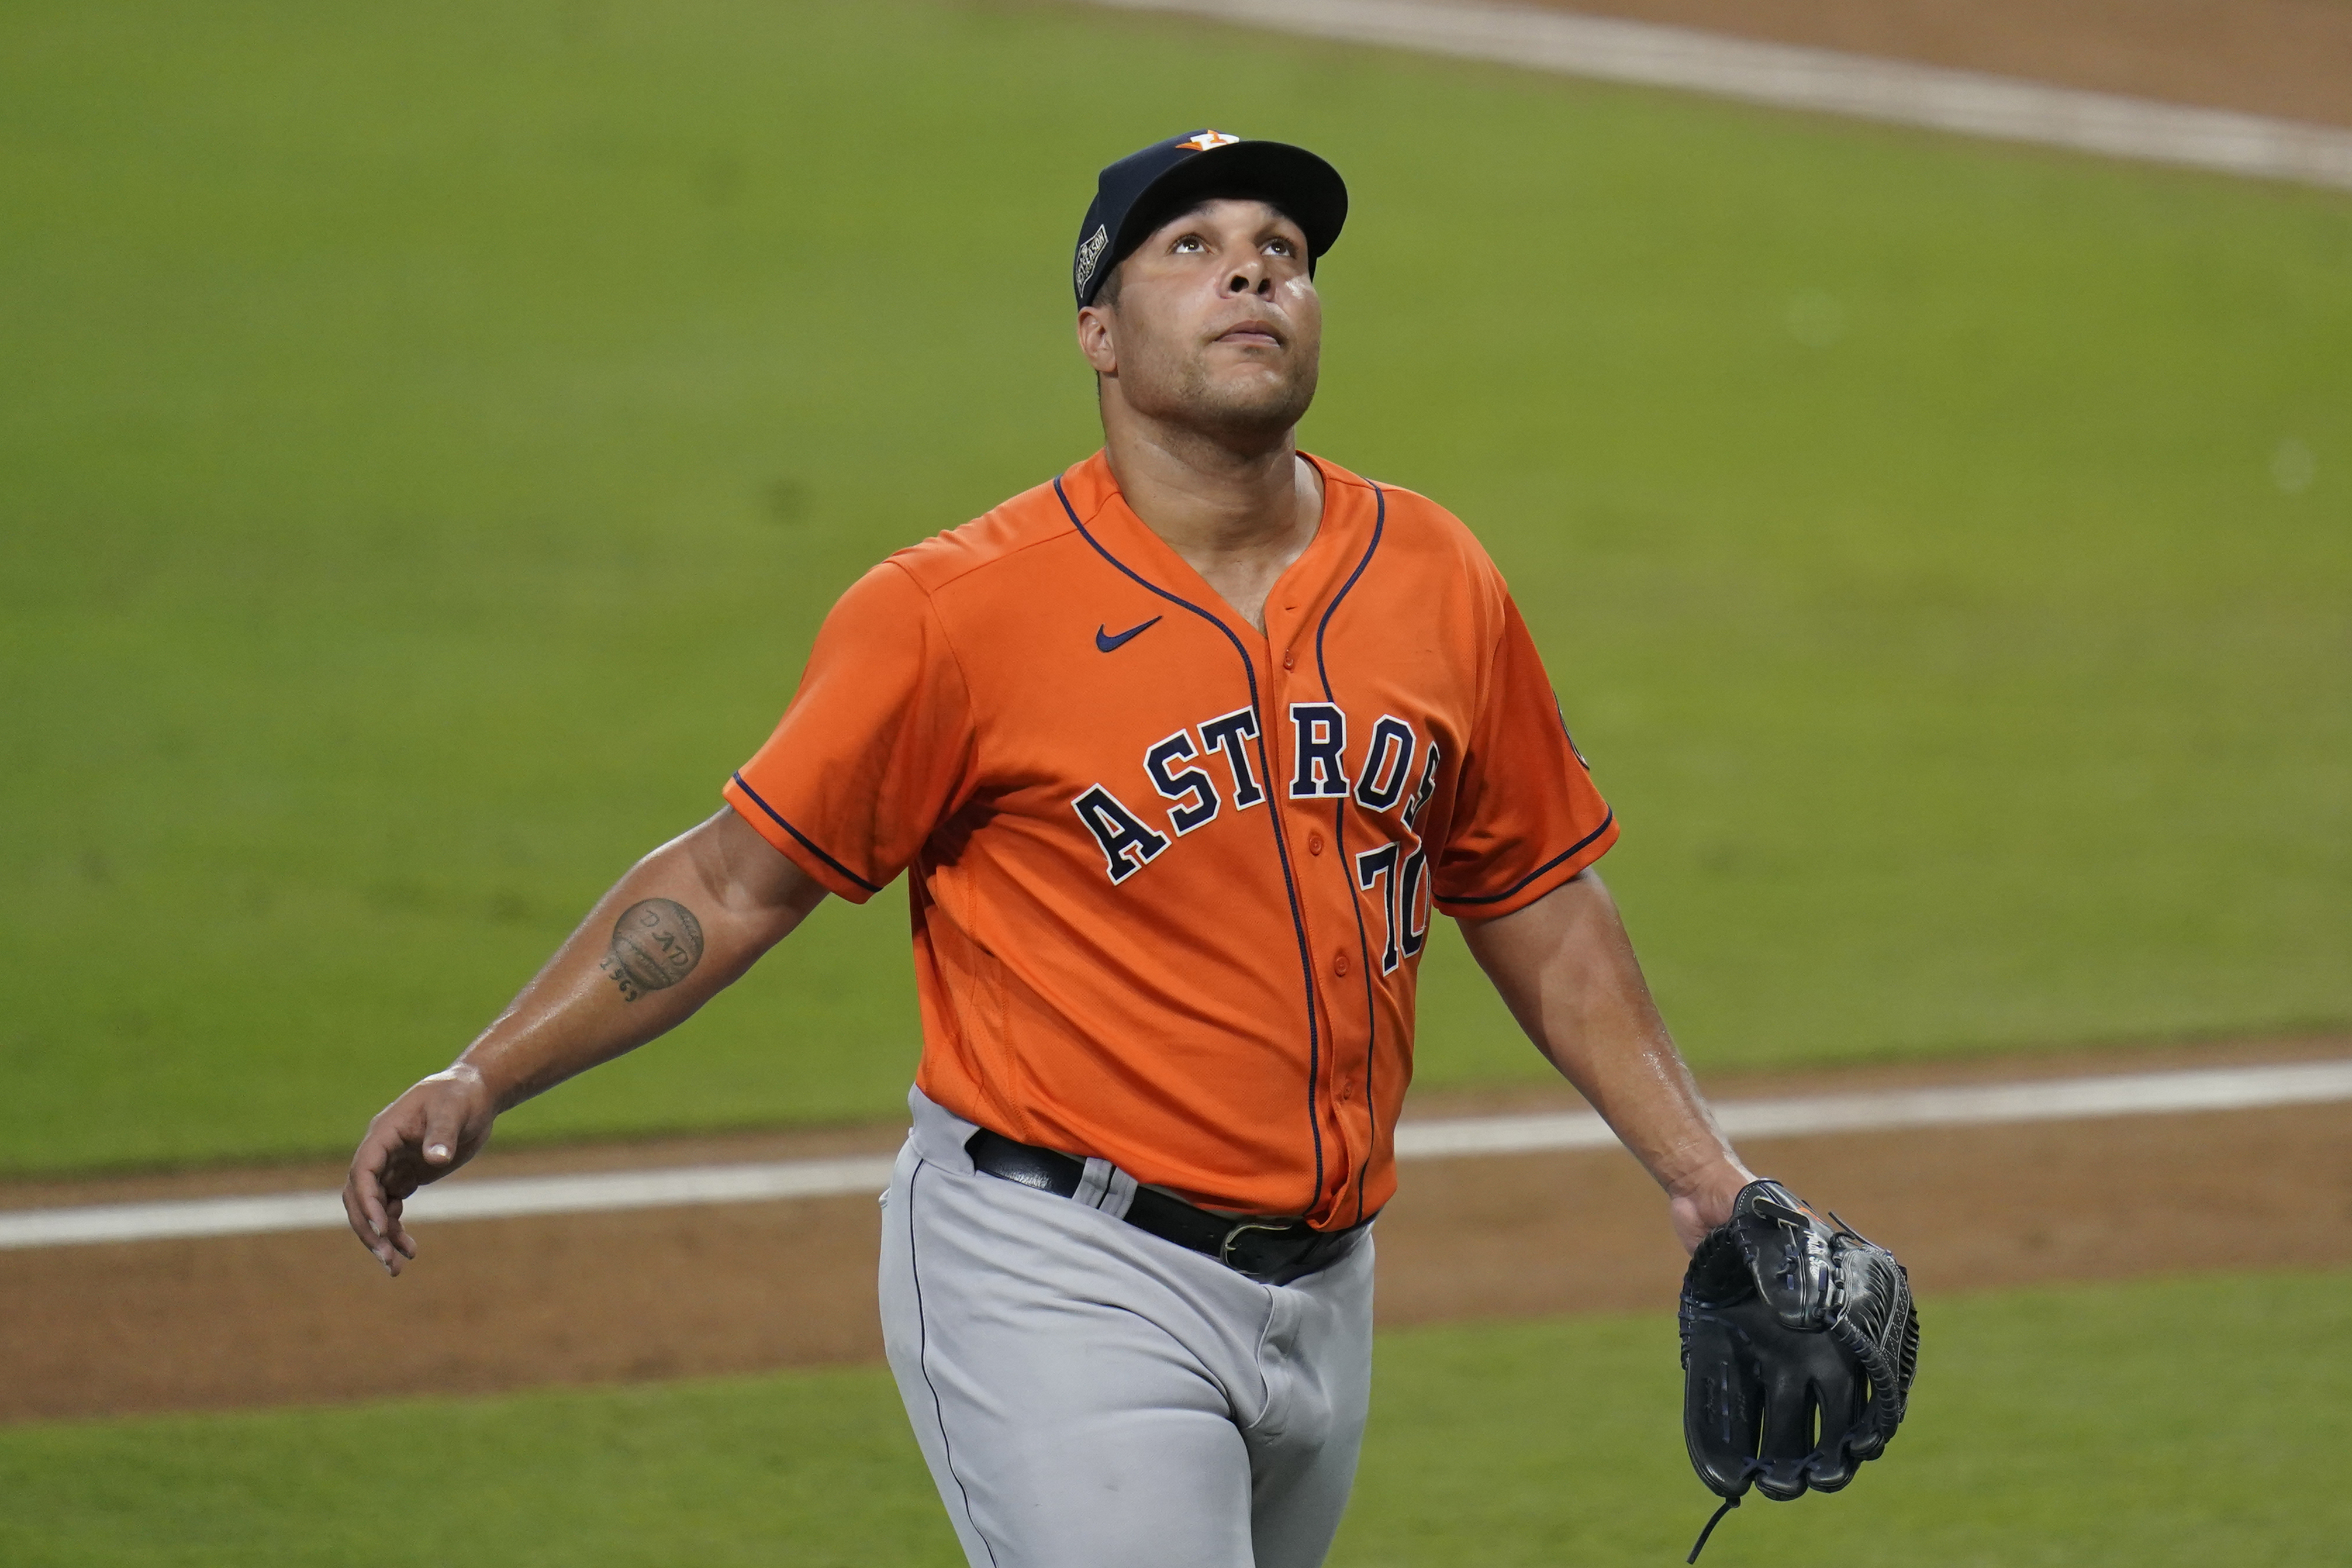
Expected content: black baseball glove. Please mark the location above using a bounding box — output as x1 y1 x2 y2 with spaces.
1677 1179 1919 1562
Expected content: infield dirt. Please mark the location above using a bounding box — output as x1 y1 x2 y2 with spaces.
7 1037 2346 1424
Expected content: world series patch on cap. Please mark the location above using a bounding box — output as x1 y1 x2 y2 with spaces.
1072 130 1349 308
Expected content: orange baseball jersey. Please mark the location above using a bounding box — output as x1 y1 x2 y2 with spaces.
724 450 1615 1229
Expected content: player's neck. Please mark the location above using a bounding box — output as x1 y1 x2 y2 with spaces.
1100 415 1324 634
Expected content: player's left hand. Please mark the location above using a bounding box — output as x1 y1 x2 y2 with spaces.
1677 1179 1920 1561
1667 1162 1754 1255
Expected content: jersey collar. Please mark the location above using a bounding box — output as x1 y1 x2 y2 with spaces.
1061 450 1370 645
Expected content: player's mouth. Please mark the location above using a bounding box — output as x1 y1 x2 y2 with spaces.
1211 318 1286 348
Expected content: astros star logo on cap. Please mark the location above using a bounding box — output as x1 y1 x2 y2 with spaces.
1177 130 1241 151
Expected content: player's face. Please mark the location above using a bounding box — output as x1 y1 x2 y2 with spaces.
1080 198 1322 441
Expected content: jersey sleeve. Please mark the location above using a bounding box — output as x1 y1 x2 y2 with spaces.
723 561 977 903
1431 593 1618 918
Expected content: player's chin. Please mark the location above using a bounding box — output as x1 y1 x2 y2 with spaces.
1190 385 1314 437
1203 359 1315 408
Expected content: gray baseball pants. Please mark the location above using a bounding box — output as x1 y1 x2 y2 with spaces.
878 1089 1376 1568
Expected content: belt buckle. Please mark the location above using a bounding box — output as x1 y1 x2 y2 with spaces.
1218 1218 1293 1272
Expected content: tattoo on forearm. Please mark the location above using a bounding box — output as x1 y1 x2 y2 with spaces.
599 899 706 1002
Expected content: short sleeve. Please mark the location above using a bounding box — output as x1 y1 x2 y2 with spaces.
1431 594 1618 918
724 562 976 903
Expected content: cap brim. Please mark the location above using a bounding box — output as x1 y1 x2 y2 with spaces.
1110 140 1348 280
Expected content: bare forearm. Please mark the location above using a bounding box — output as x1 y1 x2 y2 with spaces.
1459 873 1750 1220
346 807 825 1273
458 808 823 1110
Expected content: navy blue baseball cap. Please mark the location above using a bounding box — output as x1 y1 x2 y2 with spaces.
1073 130 1348 309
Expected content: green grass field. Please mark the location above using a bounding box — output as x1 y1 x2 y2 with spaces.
4 0 2348 1173
4 1270 2346 1565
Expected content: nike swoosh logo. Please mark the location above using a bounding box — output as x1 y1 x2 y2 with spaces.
1095 616 1162 653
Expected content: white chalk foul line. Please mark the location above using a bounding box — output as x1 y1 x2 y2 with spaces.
1391 1059 2352 1158
0 1156 900 1252
3 1061 2347 1251
1086 0 2352 191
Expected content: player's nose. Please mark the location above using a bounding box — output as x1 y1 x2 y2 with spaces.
1225 261 1274 297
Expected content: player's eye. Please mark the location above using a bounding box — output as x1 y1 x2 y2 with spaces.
1172 234 1207 253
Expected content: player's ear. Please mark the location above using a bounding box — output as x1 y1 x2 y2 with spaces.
1076 302 1118 375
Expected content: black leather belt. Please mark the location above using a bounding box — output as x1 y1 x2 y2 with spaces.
964 1128 1369 1286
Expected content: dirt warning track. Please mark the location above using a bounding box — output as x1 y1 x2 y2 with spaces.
1089 0 2352 191
4 1039 2346 1424
1504 0 2352 130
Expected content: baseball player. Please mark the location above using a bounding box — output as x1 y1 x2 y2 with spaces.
346 132 1766 1567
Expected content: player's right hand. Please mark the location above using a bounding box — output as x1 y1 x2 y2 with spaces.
343 1065 499 1276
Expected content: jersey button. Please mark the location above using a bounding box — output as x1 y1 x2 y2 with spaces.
1307 832 1324 855
1333 951 1351 978
1282 650 1296 671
